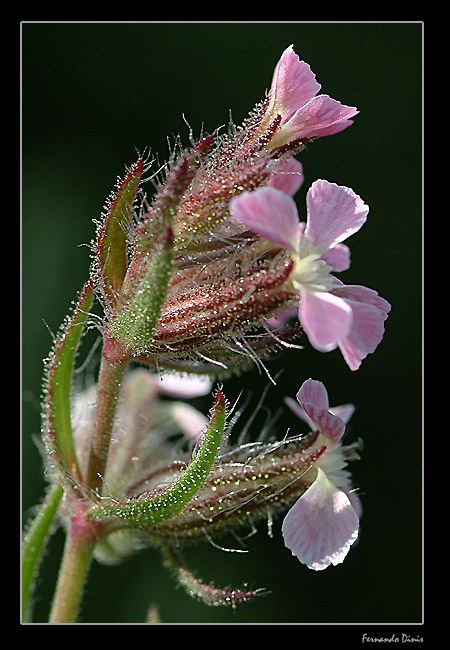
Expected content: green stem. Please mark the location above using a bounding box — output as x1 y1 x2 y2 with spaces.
49 504 105 623
22 484 64 622
84 347 128 493
49 534 94 623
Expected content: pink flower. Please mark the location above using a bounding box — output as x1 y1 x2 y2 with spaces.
281 379 361 570
229 181 391 370
262 45 359 150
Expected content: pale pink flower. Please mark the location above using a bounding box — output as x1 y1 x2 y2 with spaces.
267 157 304 196
281 379 361 570
229 181 391 370
262 45 359 150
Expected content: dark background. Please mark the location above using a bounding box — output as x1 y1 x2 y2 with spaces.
22 22 423 625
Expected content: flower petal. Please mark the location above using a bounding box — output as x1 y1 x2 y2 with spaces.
155 373 213 398
297 377 329 410
282 468 359 570
322 243 351 273
229 187 300 252
296 378 346 442
167 402 209 441
267 157 304 196
285 95 358 141
302 180 369 257
298 288 353 353
312 119 356 138
333 284 391 370
284 395 315 430
334 283 391 320
330 404 355 425
269 45 321 123
284 396 354 433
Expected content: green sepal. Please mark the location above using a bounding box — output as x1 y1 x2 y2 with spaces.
87 390 227 528
160 542 268 608
22 484 64 621
134 136 213 256
107 227 173 356
42 281 94 482
95 159 144 312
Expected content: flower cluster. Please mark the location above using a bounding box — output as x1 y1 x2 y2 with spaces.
30 44 391 621
77 370 362 601
93 45 378 377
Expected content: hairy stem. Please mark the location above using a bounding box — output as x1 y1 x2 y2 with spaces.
84 345 128 493
49 504 106 623
49 532 94 623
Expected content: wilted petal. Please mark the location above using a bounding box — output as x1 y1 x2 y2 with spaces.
302 180 369 257
298 288 353 353
282 468 359 570
230 187 300 252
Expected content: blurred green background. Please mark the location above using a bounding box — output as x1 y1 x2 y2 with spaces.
22 22 423 624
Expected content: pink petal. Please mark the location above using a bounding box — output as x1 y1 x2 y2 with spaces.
296 378 345 442
335 284 391 320
333 285 391 371
298 288 353 353
322 243 351 272
229 187 300 252
313 119 356 138
282 468 360 571
297 377 329 410
269 45 321 122
338 303 387 371
302 180 369 256
286 94 358 141
284 396 315 429
330 404 355 425
348 490 363 519
267 157 304 196
284 396 354 433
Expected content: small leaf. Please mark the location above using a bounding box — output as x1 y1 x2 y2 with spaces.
42 281 94 482
95 159 144 312
87 390 228 527
22 484 64 621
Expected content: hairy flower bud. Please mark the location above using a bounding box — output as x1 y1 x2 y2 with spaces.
133 433 326 545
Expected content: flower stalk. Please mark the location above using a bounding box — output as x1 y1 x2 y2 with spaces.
83 352 129 494
49 503 107 623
